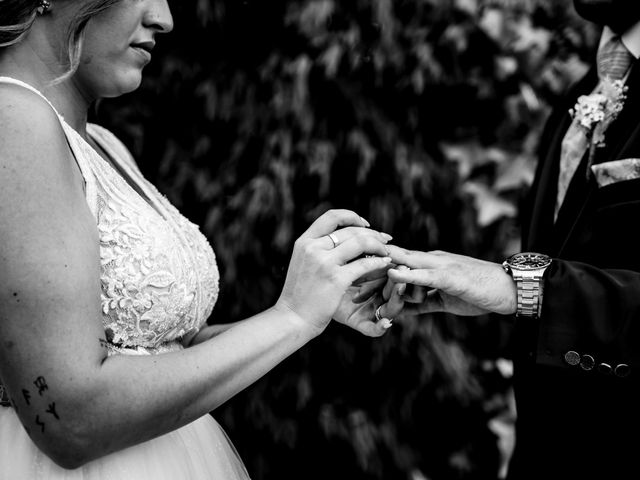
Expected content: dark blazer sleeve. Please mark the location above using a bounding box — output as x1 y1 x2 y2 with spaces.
525 62 640 379
536 260 640 377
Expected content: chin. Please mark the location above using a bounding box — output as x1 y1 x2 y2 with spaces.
98 71 144 99
76 63 144 100
573 0 640 32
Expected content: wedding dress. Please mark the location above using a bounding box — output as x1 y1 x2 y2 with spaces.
0 77 251 479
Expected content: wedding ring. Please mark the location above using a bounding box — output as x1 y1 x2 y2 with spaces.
375 305 393 328
328 233 340 248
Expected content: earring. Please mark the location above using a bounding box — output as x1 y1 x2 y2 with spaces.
36 0 51 15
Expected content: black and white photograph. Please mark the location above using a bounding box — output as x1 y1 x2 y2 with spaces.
1 0 638 479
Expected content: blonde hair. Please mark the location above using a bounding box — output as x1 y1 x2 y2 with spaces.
0 1 40 48
1 0 122 80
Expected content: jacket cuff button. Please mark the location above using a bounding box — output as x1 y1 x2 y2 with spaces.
596 362 612 375
580 354 595 371
564 350 580 366
614 364 631 378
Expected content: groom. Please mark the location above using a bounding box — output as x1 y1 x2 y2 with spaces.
387 1 640 478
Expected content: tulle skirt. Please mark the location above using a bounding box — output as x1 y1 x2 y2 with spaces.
0 407 251 480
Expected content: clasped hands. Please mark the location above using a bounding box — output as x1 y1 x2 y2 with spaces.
333 246 518 338
276 209 516 339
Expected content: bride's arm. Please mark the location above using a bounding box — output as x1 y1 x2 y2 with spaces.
0 94 393 469
181 322 239 347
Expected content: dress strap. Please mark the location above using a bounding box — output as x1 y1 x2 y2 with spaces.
0 76 64 119
0 76 98 218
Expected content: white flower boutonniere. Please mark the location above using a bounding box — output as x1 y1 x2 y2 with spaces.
569 78 628 176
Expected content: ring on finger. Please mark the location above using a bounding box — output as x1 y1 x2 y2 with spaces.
328 233 340 248
375 305 393 329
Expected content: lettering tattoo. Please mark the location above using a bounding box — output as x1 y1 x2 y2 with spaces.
22 389 31 405
45 402 59 420
35 415 45 433
33 376 48 396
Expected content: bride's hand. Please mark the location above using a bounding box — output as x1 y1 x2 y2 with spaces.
332 266 406 337
275 209 395 334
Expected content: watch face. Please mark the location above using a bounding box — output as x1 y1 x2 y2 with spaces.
507 252 552 270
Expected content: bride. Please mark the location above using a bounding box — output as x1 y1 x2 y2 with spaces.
0 0 403 478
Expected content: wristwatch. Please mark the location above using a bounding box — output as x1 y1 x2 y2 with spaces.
502 252 552 318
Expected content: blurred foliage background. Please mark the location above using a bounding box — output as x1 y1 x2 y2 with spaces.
96 0 598 478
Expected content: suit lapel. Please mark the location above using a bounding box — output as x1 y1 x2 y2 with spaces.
553 59 640 255
526 68 599 253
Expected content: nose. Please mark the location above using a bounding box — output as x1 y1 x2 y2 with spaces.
144 0 174 34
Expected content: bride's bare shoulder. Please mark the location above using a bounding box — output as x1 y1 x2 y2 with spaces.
0 83 79 186
0 83 65 148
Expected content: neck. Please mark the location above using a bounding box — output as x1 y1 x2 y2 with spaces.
0 31 94 136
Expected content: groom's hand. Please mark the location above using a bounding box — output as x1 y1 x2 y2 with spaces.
385 246 517 316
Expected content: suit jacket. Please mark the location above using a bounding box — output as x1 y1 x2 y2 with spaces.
507 60 640 479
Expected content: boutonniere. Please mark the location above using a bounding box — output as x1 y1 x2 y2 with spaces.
569 78 628 177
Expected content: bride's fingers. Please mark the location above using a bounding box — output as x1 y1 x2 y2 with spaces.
330 235 390 265
352 277 386 304
341 255 393 286
352 264 393 287
377 286 404 321
322 226 392 250
357 318 390 338
346 298 389 338
301 209 370 239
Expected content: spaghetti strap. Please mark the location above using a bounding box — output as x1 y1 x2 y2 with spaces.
0 76 97 212
0 76 64 119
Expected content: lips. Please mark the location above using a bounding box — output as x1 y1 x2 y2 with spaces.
131 40 155 62
131 40 155 54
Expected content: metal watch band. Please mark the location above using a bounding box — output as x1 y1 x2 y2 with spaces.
514 274 544 318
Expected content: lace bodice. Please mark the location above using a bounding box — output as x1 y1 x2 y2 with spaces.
0 77 219 356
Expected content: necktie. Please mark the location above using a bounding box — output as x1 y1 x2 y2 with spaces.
555 36 634 220
598 36 634 81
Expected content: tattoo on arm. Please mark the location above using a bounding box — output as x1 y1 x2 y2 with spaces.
34 376 48 396
35 415 45 433
99 338 109 349
22 389 31 406
45 402 59 420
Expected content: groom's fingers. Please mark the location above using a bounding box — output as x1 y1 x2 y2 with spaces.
399 290 443 316
383 265 408 300
401 284 430 304
388 267 448 291
386 245 452 270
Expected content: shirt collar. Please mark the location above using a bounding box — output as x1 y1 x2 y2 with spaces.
600 22 640 59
